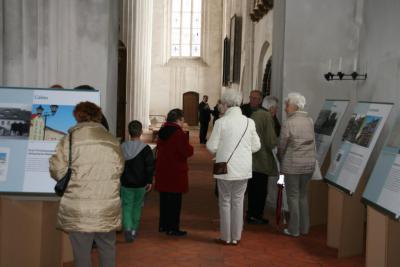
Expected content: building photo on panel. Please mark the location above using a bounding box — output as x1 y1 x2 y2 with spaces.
0 104 31 139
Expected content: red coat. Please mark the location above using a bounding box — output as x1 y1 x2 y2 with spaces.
155 122 194 193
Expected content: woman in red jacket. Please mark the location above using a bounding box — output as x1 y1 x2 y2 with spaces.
155 109 194 236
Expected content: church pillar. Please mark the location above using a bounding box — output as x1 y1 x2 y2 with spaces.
124 0 154 128
2 0 23 85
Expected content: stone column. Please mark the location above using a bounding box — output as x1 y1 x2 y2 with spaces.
271 0 286 119
124 0 154 128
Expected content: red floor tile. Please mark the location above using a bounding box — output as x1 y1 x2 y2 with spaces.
64 132 365 267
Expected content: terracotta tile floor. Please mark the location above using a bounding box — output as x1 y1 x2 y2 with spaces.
65 133 365 267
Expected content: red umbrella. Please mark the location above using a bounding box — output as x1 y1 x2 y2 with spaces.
275 184 284 226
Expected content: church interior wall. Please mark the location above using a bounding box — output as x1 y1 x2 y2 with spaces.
149 0 223 117
221 0 273 104
0 0 119 134
277 0 400 170
355 0 400 172
281 0 361 120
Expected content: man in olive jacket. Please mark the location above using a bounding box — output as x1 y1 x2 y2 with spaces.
246 91 278 224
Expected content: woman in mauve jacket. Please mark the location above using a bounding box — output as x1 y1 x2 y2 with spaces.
278 92 316 237
155 108 194 236
49 101 124 267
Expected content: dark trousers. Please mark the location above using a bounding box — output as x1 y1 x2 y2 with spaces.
199 120 209 143
159 192 182 231
247 172 268 219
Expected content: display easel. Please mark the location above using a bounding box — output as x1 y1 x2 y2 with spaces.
365 207 400 267
326 174 367 258
309 147 331 226
0 196 72 267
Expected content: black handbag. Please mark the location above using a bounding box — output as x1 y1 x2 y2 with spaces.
54 133 72 196
213 119 248 175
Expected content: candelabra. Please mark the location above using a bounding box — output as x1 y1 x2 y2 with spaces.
324 57 367 81
324 71 367 81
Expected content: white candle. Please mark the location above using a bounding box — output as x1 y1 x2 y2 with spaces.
353 57 358 72
328 59 332 72
338 57 342 72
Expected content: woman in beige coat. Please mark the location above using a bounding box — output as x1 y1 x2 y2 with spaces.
49 101 124 267
278 92 316 237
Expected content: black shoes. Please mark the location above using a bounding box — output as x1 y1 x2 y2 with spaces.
124 230 134 243
246 216 269 225
166 230 187 236
159 227 166 233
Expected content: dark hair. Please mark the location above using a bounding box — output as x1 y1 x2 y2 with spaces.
73 101 102 123
50 84 63 88
74 85 95 90
166 108 184 123
128 120 142 137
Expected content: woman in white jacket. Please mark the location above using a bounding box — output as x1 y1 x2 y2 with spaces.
207 89 261 245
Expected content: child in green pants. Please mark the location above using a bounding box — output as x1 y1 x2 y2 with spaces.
120 120 154 242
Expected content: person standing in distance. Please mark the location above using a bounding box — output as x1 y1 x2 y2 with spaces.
198 95 211 144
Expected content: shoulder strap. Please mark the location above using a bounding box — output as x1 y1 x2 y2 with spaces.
68 132 72 167
227 119 249 163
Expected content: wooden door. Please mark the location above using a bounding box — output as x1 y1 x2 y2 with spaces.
183 92 199 126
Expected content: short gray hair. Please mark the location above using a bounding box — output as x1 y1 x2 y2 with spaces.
262 96 279 110
221 89 243 107
286 92 306 110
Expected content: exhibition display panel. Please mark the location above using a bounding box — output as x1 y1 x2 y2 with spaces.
363 115 400 219
0 87 100 194
324 102 393 194
314 99 350 164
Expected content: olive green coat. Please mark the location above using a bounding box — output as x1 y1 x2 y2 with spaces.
251 109 278 176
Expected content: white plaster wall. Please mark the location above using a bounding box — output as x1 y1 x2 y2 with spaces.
356 0 400 172
150 0 223 116
281 0 362 120
0 0 119 133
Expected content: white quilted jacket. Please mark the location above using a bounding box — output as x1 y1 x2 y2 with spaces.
206 107 261 180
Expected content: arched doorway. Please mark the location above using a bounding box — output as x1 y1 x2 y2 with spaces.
183 91 199 126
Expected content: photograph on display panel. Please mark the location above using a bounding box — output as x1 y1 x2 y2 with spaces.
342 114 382 148
29 104 76 141
0 104 31 139
314 110 339 136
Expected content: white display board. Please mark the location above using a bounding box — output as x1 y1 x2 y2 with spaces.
363 115 400 219
314 99 350 164
325 102 393 194
0 87 100 194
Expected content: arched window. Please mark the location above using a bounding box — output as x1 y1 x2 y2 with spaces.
171 0 202 57
261 57 272 97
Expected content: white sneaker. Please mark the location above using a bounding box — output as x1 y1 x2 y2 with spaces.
283 228 299 237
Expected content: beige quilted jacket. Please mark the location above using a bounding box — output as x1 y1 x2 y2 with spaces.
278 111 316 175
49 122 124 233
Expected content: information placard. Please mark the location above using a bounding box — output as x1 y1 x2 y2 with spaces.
324 102 393 194
363 116 400 219
314 100 350 164
0 87 100 194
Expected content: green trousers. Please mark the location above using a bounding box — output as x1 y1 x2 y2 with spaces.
121 186 146 231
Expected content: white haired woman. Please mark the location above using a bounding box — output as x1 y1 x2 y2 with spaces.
278 92 316 237
262 96 281 137
206 89 261 245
